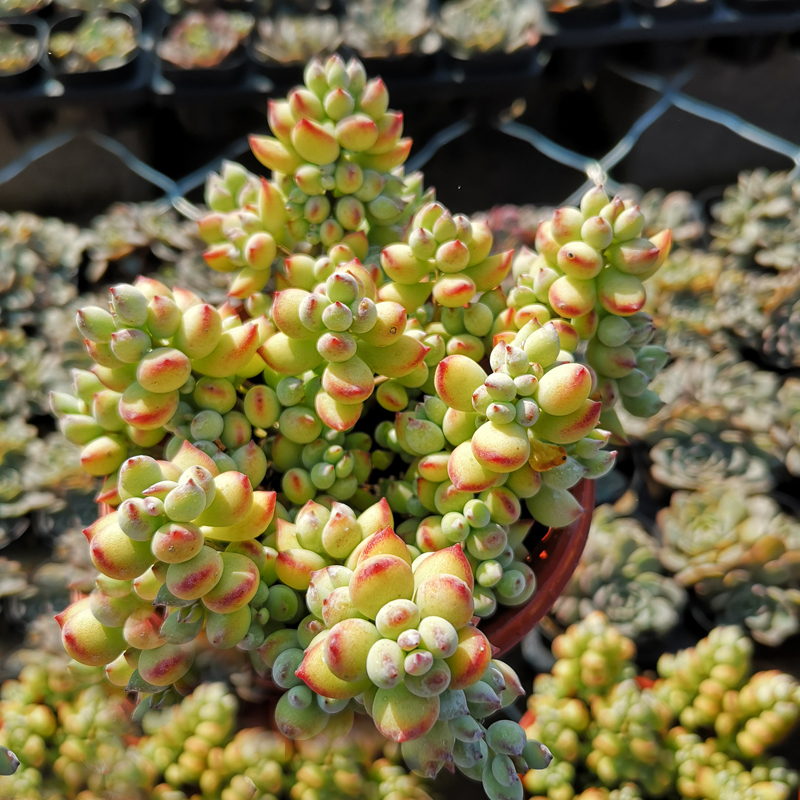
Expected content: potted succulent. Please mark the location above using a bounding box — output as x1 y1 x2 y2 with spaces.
0 19 44 89
437 0 543 72
48 54 673 792
249 13 341 83
46 6 139 84
629 0 712 19
158 9 253 85
342 0 440 76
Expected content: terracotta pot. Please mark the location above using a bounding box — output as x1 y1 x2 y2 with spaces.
479 478 595 658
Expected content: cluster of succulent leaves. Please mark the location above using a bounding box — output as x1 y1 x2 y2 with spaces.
0 628 434 800
469 180 799 646
39 52 678 796
522 612 800 800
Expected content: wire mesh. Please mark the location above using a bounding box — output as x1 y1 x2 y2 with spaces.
1 59 799 219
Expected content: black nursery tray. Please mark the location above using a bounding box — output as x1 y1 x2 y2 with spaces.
544 0 800 47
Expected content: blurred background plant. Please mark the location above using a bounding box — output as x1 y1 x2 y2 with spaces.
158 10 254 69
48 12 138 74
437 0 544 58
342 0 439 58
251 13 340 65
551 496 687 643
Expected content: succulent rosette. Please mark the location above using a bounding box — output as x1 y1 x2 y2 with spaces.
657 488 800 645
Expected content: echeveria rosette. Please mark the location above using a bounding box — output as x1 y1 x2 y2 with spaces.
552 504 686 642
657 488 800 645
649 432 776 495
629 352 785 462
710 167 800 273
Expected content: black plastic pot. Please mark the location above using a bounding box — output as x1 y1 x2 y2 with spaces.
725 0 800 12
0 16 46 90
158 19 249 87
246 39 305 86
443 45 535 76
631 0 714 19
360 51 439 79
707 32 779 63
44 5 141 87
616 38 704 70
548 0 622 28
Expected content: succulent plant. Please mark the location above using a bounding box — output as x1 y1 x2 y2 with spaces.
776 377 800 476
642 248 732 361
506 185 673 442
437 0 543 57
649 432 776 494
0 25 38 75
585 679 675 795
0 213 86 329
711 260 800 369
552 503 686 641
85 202 205 286
654 624 754 729
49 13 138 73
672 729 799 800
158 11 253 70
637 189 705 250
711 168 800 271
627 352 784 460
658 489 800 645
343 0 440 59
525 617 800 800
47 55 684 793
252 15 341 66
0 417 95 548
0 656 436 800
